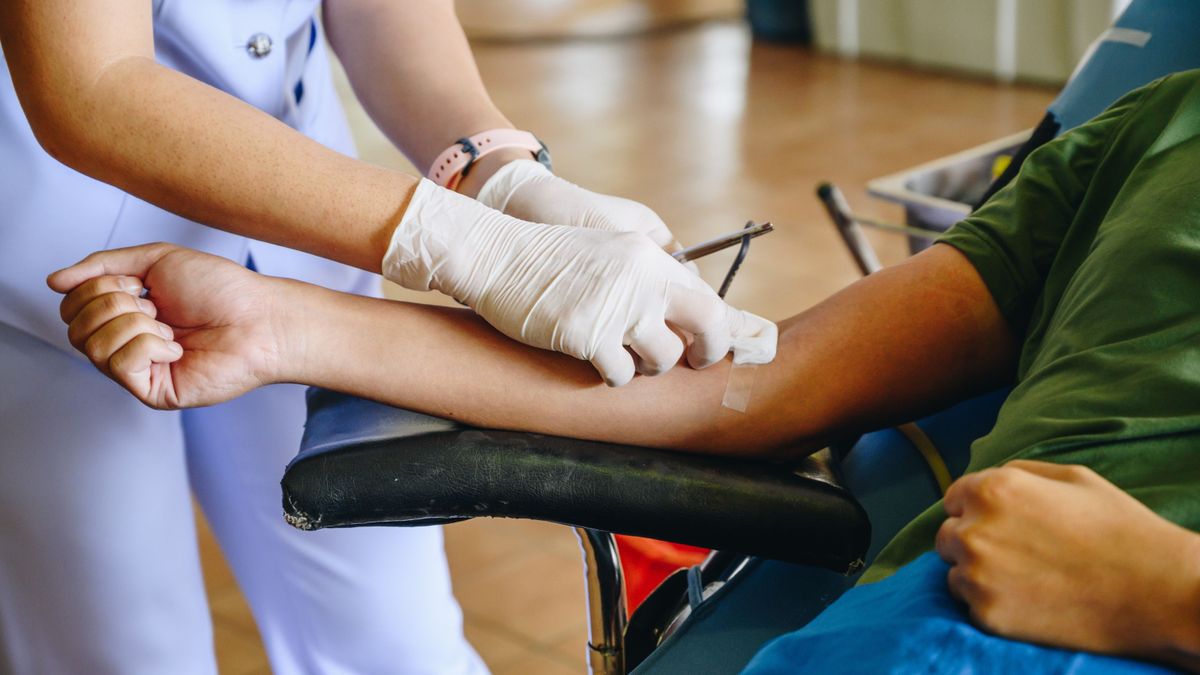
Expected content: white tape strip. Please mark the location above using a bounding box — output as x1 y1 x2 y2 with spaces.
1102 27 1151 48
721 363 758 413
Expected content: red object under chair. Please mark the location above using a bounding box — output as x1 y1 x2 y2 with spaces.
614 535 710 611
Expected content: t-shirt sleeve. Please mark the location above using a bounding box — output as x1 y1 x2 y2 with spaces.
936 80 1158 333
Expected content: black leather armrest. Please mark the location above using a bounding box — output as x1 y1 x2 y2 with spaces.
282 389 869 574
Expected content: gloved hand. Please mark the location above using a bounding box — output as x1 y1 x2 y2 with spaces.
476 159 688 258
384 179 776 386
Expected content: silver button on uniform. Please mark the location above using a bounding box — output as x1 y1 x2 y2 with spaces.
246 33 273 58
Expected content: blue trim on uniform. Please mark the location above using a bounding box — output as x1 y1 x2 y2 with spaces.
294 20 318 104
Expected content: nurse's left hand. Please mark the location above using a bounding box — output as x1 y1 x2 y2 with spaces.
47 244 283 410
476 159 693 267
935 460 1200 668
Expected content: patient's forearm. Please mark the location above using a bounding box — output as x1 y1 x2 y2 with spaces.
284 245 1016 455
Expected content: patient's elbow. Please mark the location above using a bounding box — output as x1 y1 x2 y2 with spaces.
17 57 148 177
21 90 101 173
26 111 77 167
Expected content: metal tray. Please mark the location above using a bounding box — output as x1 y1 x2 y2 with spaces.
867 129 1032 250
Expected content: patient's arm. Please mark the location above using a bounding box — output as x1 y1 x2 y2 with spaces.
48 242 1015 456
290 244 1014 455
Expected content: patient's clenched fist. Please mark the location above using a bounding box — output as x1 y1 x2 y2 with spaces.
48 243 287 410
935 460 1200 662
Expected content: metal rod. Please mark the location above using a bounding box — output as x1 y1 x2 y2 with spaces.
573 527 628 675
673 221 774 263
847 213 946 240
717 221 756 299
816 183 882 276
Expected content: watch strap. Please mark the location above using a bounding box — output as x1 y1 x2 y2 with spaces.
427 129 551 191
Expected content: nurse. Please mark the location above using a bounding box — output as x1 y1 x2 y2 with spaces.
0 1 769 673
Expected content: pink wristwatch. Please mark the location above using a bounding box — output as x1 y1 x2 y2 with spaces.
427 129 552 191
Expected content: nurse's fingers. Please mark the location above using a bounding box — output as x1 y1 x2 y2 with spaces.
59 275 147 324
67 291 160 352
108 334 184 403
728 310 778 365
47 243 177 294
665 285 732 369
590 342 637 387
627 320 685 376
81 311 176 375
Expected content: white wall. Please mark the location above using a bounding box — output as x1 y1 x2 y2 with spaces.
809 0 1129 83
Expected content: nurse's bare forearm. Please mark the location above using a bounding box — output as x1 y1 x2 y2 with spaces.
324 2 513 171
1 0 411 272
281 245 1016 455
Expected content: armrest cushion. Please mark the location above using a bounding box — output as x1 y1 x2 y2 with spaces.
282 389 869 573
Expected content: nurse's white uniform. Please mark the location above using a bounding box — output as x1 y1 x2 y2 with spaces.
0 2 486 673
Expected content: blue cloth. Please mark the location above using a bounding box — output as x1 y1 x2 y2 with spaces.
1048 0 1200 132
742 553 1176 675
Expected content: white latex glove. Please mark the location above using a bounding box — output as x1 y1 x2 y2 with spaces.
384 179 777 386
477 159 688 258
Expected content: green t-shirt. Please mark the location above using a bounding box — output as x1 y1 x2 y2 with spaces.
863 71 1200 584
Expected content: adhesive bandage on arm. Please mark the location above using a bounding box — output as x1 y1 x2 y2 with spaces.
693 221 775 413
719 313 775 412
721 363 758 413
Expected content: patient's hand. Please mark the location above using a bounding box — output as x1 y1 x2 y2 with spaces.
936 460 1200 670
47 243 288 409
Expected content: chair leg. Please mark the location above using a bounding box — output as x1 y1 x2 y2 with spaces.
573 527 628 675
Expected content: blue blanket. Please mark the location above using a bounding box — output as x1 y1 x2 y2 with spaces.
742 553 1177 674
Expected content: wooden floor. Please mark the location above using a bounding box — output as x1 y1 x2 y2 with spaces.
199 19 1054 675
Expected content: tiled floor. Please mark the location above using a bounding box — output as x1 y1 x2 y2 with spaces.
199 17 1054 675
